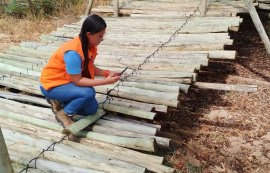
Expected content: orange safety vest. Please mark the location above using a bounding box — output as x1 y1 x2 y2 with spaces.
40 36 97 90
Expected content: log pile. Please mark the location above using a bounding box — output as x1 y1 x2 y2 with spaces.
92 0 258 17
257 0 270 10
0 0 259 172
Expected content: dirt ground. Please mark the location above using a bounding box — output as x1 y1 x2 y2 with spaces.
155 12 270 173
1 8 270 173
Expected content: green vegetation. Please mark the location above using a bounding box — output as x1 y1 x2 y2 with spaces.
1 0 84 19
187 161 201 173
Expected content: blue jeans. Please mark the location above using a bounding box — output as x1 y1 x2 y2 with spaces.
40 82 98 116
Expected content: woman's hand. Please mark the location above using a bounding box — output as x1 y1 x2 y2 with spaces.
108 71 121 77
105 74 120 84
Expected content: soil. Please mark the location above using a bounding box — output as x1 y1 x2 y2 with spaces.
1 8 270 173
155 12 270 173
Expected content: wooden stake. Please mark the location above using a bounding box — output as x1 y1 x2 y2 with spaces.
0 127 14 173
244 0 270 56
114 0 119 17
200 0 207 16
62 109 106 135
85 0 94 15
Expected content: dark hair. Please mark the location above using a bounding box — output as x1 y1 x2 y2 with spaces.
79 14 106 69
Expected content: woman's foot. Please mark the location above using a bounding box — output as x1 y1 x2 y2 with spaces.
55 109 74 128
46 98 63 114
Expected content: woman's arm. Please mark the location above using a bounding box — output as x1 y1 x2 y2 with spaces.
69 73 120 87
94 66 120 77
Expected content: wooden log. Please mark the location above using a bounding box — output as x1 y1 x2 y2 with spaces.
89 125 170 148
85 0 94 15
0 110 156 152
62 109 106 135
258 3 270 10
122 77 190 94
12 42 235 59
0 52 47 65
96 97 154 112
199 70 270 87
0 57 43 72
6 141 143 173
0 118 163 164
4 129 146 173
0 109 63 131
11 154 103 173
0 77 41 95
99 84 179 101
0 98 53 122
192 82 258 92
76 131 157 152
94 119 157 136
0 128 14 173
114 0 119 17
90 7 234 17
95 68 197 80
0 91 49 107
0 62 40 77
200 0 207 16
117 81 181 93
96 93 168 113
61 141 174 173
8 45 53 59
94 85 180 108
99 103 157 120
244 0 270 56
58 25 230 34
103 114 161 130
94 56 208 66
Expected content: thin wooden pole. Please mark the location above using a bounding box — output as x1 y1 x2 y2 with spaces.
85 0 93 16
244 0 270 56
200 0 207 16
114 0 119 17
0 127 14 173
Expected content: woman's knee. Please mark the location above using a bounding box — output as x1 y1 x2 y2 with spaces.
79 99 98 115
81 87 96 100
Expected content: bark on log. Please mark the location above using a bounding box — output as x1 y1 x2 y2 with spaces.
76 131 157 152
89 125 170 148
122 77 190 94
0 118 163 164
85 0 94 15
94 85 180 108
103 114 161 130
94 119 157 136
4 129 146 173
63 109 106 135
0 91 49 107
98 103 156 120
7 141 143 173
96 97 154 112
96 93 168 113
0 111 156 152
192 82 257 92
11 154 103 173
0 98 53 122
0 109 63 131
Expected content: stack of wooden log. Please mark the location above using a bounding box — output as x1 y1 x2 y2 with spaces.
92 0 258 17
257 0 270 10
0 0 258 172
